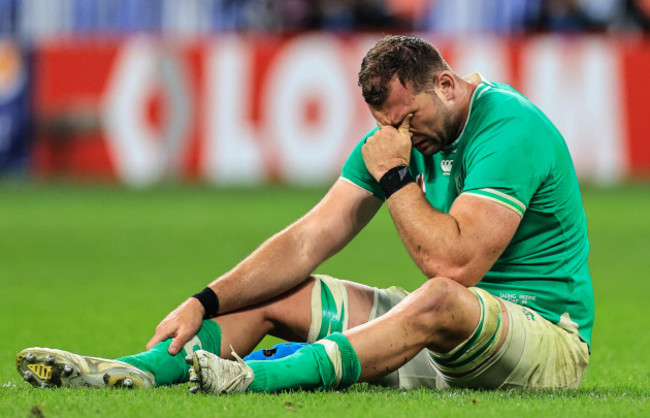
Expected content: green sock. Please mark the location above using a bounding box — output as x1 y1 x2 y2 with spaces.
323 332 362 389
247 332 361 393
117 320 221 386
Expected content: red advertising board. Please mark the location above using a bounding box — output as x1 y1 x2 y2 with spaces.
29 34 650 186
621 39 650 177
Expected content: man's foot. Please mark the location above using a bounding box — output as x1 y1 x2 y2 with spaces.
16 347 155 389
186 349 254 394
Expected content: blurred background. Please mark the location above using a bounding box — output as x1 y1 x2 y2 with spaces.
1 0 649 186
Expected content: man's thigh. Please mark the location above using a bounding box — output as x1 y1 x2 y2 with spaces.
493 298 590 389
429 288 590 389
347 284 589 390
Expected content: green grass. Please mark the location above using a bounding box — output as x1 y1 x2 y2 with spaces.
0 183 648 417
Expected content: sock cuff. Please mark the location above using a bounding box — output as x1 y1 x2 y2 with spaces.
247 360 268 392
193 320 221 356
322 332 361 389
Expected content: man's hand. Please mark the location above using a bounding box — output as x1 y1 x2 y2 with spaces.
146 297 206 355
362 114 413 181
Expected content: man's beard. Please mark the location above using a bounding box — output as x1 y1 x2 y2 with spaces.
440 106 462 148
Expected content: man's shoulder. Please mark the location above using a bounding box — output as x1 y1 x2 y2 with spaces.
473 81 535 117
465 81 559 152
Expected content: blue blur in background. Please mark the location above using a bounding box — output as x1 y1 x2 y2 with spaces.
0 40 30 174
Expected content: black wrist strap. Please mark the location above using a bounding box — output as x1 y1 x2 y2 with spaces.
192 287 220 319
379 165 413 199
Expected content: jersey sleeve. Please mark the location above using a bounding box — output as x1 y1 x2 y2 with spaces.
340 127 386 199
460 115 552 218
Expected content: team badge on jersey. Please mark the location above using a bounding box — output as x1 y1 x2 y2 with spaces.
441 159 453 176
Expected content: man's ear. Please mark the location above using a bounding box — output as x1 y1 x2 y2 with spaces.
435 71 456 102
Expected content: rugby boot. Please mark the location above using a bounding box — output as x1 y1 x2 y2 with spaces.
186 348 253 394
16 347 155 389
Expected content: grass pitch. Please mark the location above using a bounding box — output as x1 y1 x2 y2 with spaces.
0 183 648 417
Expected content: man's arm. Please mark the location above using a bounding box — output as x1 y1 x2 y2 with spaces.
147 179 382 354
385 185 520 286
207 179 382 312
362 116 520 287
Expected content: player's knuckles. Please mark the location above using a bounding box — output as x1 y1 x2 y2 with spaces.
383 126 398 135
364 135 378 147
365 134 386 150
154 324 177 340
361 143 373 158
156 319 174 331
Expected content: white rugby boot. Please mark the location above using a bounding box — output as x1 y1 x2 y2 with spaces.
16 347 155 389
186 348 254 394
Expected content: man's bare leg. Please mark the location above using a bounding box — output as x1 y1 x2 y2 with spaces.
215 277 375 359
118 275 376 384
189 276 482 393
17 275 377 389
346 277 480 382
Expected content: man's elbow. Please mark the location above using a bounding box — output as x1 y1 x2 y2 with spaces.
418 256 481 288
290 220 339 268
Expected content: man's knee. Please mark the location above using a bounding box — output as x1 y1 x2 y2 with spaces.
406 277 480 351
410 277 468 319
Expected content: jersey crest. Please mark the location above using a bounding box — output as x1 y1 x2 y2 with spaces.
441 159 453 175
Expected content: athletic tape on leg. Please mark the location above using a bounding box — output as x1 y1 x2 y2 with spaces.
307 275 350 343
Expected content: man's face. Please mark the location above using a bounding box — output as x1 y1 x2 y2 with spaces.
368 75 460 155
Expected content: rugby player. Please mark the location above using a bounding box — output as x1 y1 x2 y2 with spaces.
17 35 593 392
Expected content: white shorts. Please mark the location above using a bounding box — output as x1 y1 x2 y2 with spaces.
309 275 590 389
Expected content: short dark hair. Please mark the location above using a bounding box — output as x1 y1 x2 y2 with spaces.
358 35 451 107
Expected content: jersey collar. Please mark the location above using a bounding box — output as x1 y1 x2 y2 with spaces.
443 73 492 153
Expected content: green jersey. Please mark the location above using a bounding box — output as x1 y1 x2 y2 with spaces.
341 80 594 347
